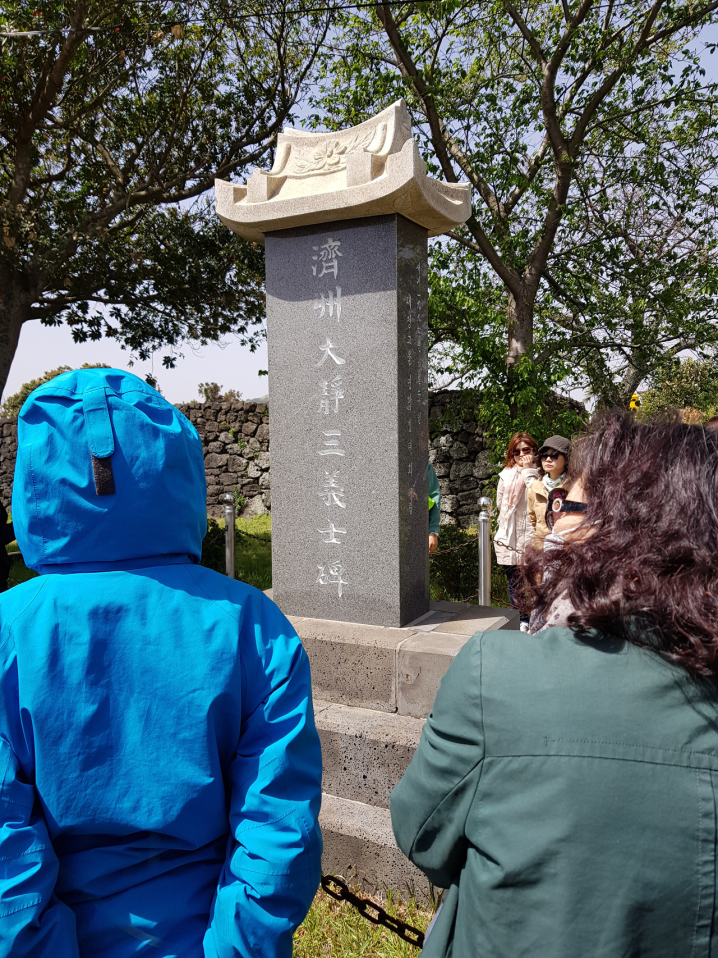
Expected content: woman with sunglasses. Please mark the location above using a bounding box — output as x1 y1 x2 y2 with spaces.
527 435 570 549
494 433 539 631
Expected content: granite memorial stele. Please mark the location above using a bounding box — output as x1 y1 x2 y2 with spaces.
216 100 470 627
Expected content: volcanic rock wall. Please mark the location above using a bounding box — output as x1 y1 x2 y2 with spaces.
175 400 271 519
428 388 494 529
0 419 17 510
0 391 496 527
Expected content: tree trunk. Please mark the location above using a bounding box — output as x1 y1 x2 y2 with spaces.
506 288 534 415
0 274 32 400
615 366 645 409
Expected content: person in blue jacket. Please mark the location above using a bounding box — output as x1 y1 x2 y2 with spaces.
0 368 323 958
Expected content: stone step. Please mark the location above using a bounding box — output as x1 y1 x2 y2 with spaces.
296 602 519 718
319 792 431 901
315 701 424 808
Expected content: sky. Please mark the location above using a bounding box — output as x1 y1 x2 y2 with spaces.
2 321 269 405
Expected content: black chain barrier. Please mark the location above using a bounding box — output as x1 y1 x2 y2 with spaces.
429 535 478 557
320 875 425 949
236 528 271 543
430 533 497 559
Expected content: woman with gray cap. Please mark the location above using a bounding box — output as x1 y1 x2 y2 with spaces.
527 435 570 548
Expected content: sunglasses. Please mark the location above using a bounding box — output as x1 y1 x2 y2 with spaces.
546 487 586 531
513 447 533 457
540 450 562 462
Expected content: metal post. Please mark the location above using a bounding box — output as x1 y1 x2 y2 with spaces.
477 496 492 606
223 494 236 579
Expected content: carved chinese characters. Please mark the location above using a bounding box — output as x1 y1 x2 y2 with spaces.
313 239 349 599
405 273 425 513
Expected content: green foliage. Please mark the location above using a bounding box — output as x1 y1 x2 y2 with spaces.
143 373 162 394
641 358 718 418
430 524 511 607
294 889 433 958
430 381 585 469
0 1 330 389
473 358 587 462
200 518 232 574
8 555 38 588
430 525 479 603
200 514 271 590
198 382 242 403
313 0 718 429
1 362 110 416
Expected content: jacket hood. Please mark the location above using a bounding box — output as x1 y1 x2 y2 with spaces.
12 369 207 572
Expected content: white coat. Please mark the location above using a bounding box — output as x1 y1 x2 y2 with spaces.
493 465 539 566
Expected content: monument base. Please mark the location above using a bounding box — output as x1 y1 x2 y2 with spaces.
268 595 521 899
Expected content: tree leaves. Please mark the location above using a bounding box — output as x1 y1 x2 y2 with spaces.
312 0 718 432
0 0 330 389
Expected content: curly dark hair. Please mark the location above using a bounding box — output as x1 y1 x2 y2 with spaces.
519 411 718 678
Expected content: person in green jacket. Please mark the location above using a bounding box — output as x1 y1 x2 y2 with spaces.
428 461 441 553
392 411 718 957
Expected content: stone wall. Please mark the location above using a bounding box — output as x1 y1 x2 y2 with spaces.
428 388 494 529
175 400 271 519
0 391 496 527
0 418 17 509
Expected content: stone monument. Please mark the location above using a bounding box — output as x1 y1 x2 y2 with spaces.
216 100 470 627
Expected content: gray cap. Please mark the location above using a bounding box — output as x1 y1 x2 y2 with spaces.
538 435 571 458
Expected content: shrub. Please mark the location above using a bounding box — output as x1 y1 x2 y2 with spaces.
198 382 242 403
2 363 110 417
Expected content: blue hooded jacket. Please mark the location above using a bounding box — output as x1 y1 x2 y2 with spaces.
0 369 322 957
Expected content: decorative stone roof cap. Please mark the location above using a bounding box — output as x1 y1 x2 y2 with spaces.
215 100 471 244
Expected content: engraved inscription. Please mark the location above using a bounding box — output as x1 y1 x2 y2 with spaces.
316 560 348 597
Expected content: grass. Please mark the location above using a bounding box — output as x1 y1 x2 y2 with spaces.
233 514 272 591
8 549 38 587
199 514 272 590
6 514 274 591
294 888 434 958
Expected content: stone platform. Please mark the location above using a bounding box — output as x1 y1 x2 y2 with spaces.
270 596 520 899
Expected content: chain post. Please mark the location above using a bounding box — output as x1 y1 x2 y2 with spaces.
477 495 492 606
223 493 236 579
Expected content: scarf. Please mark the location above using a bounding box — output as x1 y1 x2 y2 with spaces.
530 592 574 634
542 471 566 492
501 466 526 521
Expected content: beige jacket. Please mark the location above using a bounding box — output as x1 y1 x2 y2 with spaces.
493 466 539 566
527 476 568 547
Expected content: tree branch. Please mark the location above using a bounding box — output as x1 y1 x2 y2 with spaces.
9 1 89 205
